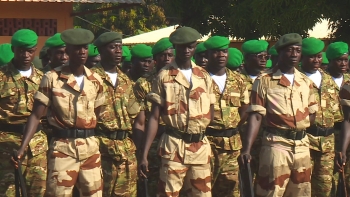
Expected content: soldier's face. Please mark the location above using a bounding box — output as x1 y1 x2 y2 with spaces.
278 45 302 68
85 55 101 69
301 52 322 72
66 44 88 65
175 42 196 62
155 48 174 69
195 52 208 68
13 46 37 67
207 49 228 68
48 47 68 67
330 54 349 73
99 42 122 65
132 57 153 74
245 52 269 71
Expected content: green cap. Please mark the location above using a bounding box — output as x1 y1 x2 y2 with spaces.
124 55 131 62
88 44 99 57
322 52 329 64
242 40 269 54
0 44 14 66
326 42 349 60
152 37 173 55
45 33 65 48
61 28 94 45
131 44 153 59
32 56 43 70
266 59 272 68
94 32 122 47
195 42 207 54
226 48 243 69
275 33 302 51
302 37 324 56
39 46 49 59
204 36 230 50
11 29 38 48
169 27 201 44
122 46 131 57
268 45 278 55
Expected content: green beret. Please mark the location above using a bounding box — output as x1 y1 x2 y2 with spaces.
326 42 349 60
88 44 99 57
195 42 207 54
268 45 278 55
11 29 38 48
204 36 230 50
302 37 324 56
94 32 122 47
124 55 131 62
242 40 269 54
131 44 153 59
322 52 329 64
266 59 272 68
152 37 173 55
275 33 302 51
61 28 94 45
0 44 14 66
169 27 201 45
39 46 49 59
45 33 65 48
122 46 131 57
226 48 243 69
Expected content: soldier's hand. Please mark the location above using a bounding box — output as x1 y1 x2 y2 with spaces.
139 159 149 178
10 148 25 169
237 152 251 169
335 151 346 172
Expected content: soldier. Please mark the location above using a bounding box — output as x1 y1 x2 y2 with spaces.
42 33 69 73
139 27 215 197
12 28 105 196
0 29 47 196
131 37 174 196
204 36 249 196
321 52 328 70
300 37 339 197
128 44 153 82
226 47 243 72
86 44 101 69
0 43 14 67
121 46 132 74
239 33 318 196
194 42 208 68
91 32 137 197
268 45 278 68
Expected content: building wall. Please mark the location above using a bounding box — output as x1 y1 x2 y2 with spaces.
0 2 73 55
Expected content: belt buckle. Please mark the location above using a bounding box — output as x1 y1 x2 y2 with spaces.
75 129 85 138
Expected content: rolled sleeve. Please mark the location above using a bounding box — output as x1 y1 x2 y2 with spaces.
246 104 266 115
308 82 318 114
248 78 266 115
34 74 51 106
240 85 249 105
133 82 147 111
147 92 165 107
341 99 350 107
147 74 165 107
207 76 216 105
94 83 105 108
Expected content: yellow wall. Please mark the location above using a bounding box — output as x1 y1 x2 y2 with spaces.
0 2 73 55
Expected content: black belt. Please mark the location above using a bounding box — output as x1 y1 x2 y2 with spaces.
334 121 343 130
165 129 205 143
95 129 129 140
52 128 95 139
265 127 306 140
205 127 239 137
306 125 334 137
1 123 42 134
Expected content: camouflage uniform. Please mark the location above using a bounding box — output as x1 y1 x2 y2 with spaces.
248 67 318 197
206 68 249 197
301 69 339 197
34 65 105 196
147 62 215 197
91 64 137 197
0 62 47 197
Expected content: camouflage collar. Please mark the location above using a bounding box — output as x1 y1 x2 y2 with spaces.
92 63 129 87
6 61 42 84
272 67 307 88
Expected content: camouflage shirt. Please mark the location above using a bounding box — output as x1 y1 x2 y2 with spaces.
207 68 249 151
0 62 43 124
248 67 318 130
90 63 133 131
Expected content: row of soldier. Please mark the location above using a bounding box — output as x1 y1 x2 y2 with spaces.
0 26 349 197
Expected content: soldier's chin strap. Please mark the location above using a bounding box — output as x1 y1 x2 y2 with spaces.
13 150 27 197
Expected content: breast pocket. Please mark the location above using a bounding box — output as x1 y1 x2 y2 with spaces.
267 89 287 113
163 82 181 115
228 92 241 107
51 88 72 122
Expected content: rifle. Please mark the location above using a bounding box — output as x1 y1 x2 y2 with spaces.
336 153 348 197
13 150 27 197
239 154 254 197
140 165 149 197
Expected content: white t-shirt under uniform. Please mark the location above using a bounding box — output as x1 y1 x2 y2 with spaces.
210 73 227 93
105 71 118 87
305 70 322 88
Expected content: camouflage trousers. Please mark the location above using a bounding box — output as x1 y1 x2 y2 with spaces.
98 136 137 197
307 133 334 197
255 131 311 197
210 147 240 197
158 158 212 197
0 131 47 197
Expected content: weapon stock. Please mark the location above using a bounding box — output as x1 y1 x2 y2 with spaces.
13 150 27 197
336 153 348 197
239 154 254 197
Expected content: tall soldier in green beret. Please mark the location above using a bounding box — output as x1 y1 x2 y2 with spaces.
194 42 208 68
0 29 47 197
226 47 243 72
91 32 137 197
12 28 105 196
121 46 132 74
128 44 153 83
0 43 14 67
239 33 317 197
300 37 339 197
139 27 215 196
42 33 69 73
268 45 278 68
39 46 50 69
86 44 101 69
204 36 249 196
129 37 174 197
